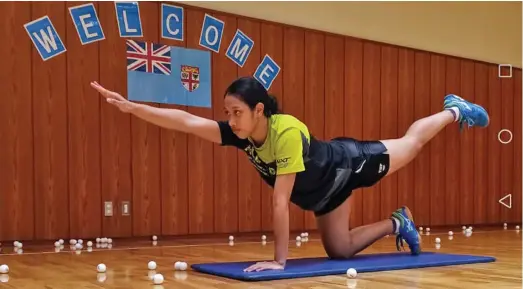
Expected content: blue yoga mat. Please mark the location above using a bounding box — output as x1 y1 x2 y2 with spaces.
191 252 495 281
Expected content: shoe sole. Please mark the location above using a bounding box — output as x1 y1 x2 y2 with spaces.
402 206 423 252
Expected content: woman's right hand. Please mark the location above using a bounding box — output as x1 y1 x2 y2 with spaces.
90 81 138 113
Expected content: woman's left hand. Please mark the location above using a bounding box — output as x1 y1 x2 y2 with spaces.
243 261 285 272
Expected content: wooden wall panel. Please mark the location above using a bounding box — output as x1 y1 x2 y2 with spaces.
500 69 515 224
159 2 189 236
344 38 363 229
361 42 381 224
282 27 305 231
130 2 162 237
429 55 446 226
0 2 34 241
260 23 283 232
32 2 69 240
459 60 475 225
396 49 416 219
413 52 431 226
186 9 214 234
66 1 101 238
486 66 502 224
98 2 133 238
303 31 325 230
512 69 522 223
2 2 522 242
212 13 239 234
237 18 262 233
472 63 489 224
444 58 461 226
379 45 398 220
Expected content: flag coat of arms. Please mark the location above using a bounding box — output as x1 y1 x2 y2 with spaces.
126 40 211 107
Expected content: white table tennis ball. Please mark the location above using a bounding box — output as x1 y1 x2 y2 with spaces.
503 223 507 227
465 228 472 234
78 239 83 245
16 243 23 248
448 235 454 241
448 231 454 236
296 236 301 242
468 226 473 231
179 262 187 271
0 265 8 274
346 268 357 278
435 237 441 244
54 241 60 247
96 238 101 243
59 239 64 245
462 226 466 230
97 263 106 273
101 238 108 243
516 225 520 230
70 239 77 245
229 235 234 241
175 261 188 270
152 273 164 285
148 261 157 270
426 228 431 232
87 241 93 247
419 227 423 231
261 235 267 241
152 235 158 241
13 241 19 247
75 243 82 250
107 238 112 244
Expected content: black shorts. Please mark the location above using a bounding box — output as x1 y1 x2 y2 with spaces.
314 138 390 217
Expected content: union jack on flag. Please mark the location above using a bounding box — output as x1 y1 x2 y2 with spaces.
126 40 171 75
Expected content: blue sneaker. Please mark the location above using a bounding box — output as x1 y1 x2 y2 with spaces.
391 206 421 255
443 94 490 129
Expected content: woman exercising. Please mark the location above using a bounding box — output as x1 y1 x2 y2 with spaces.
91 76 489 272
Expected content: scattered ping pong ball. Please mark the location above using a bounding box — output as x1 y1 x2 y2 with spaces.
75 243 82 250
152 235 158 241
516 225 520 230
97 263 106 273
462 226 466 230
0 265 8 274
87 241 93 247
261 235 266 241
426 228 431 232
296 236 301 242
229 235 234 241
59 239 64 245
78 239 83 245
13 241 19 247
54 241 60 247
148 261 157 270
304 232 309 237
152 273 164 285
448 231 453 236
96 238 101 243
16 243 22 249
70 239 77 245
346 268 357 278
503 223 507 227
435 237 441 244
465 228 472 234
179 262 187 271
419 227 423 231
107 238 112 244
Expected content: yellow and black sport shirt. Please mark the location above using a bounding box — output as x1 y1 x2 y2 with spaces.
218 114 353 212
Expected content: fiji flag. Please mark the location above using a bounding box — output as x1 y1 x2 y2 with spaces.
126 40 211 107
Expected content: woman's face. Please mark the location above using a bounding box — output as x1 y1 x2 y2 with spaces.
223 95 263 139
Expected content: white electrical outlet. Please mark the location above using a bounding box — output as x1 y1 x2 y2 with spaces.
121 201 130 216
104 202 113 216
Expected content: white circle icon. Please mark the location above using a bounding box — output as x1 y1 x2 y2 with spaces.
498 129 513 144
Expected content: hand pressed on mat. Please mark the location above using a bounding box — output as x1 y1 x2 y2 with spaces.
243 261 284 272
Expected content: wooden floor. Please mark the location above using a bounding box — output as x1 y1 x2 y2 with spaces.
0 227 521 288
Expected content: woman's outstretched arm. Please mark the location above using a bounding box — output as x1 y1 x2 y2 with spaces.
91 81 222 144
